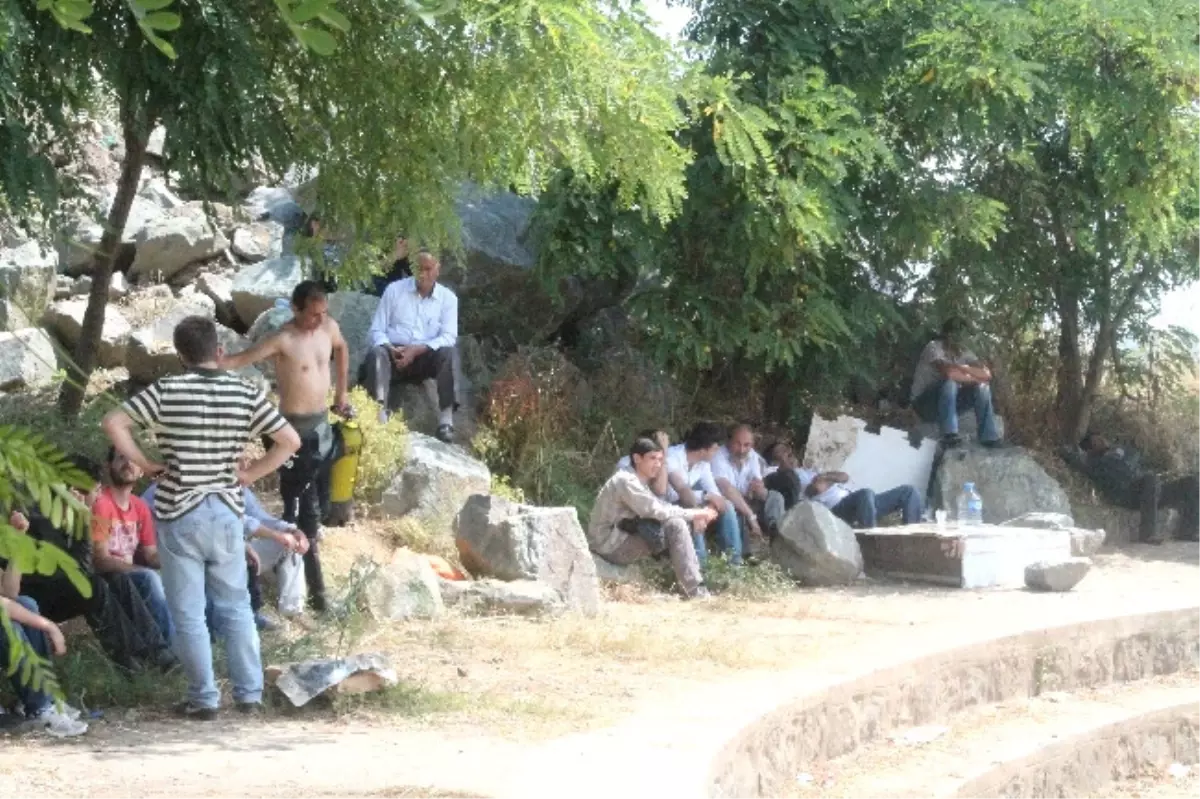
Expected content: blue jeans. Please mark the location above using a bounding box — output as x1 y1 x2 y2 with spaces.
123 567 173 644
832 485 924 529
692 506 743 565
0 597 53 716
914 379 999 441
157 496 263 709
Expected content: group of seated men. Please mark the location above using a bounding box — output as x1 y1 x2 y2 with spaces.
588 421 924 598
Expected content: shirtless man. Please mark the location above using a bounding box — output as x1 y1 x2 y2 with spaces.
220 280 350 612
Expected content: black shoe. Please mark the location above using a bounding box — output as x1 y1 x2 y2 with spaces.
435 424 455 444
173 701 218 721
235 701 263 716
981 439 1007 449
308 592 328 613
942 434 962 449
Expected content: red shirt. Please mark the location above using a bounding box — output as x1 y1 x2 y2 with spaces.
91 487 156 564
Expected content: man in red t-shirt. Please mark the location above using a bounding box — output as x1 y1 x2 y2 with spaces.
91 448 173 643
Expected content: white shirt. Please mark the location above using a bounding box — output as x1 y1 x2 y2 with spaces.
368 277 458 351
711 446 764 495
796 467 851 509
663 443 719 504
911 338 979 400
615 455 633 473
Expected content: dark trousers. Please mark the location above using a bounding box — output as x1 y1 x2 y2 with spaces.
362 344 456 411
1139 473 1199 542
831 486 924 529
765 469 804 511
278 423 332 611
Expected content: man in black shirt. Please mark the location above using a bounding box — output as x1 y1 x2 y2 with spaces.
370 234 411 297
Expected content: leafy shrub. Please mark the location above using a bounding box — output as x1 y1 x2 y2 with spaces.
343 387 409 501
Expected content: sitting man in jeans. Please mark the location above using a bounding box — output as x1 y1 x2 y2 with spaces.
664 421 744 565
588 436 718 599
711 424 784 553
910 317 1002 448
763 442 923 529
0 593 88 736
91 447 173 646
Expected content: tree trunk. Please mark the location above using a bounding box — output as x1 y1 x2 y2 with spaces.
1054 285 1083 444
57 122 148 417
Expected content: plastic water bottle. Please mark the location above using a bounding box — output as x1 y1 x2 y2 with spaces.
957 482 984 527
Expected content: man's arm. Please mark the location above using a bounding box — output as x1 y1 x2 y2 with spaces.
240 423 301 486
102 411 164 477
219 334 282 372
328 319 350 410
0 596 66 655
716 477 759 532
697 465 728 513
422 292 458 351
668 471 699 507
1 512 29 598
819 471 850 483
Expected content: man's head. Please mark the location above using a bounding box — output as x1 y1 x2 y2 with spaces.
940 316 967 347
629 436 665 480
1079 432 1109 454
174 316 220 367
727 423 755 461
291 280 329 331
683 421 724 461
764 441 798 470
414 250 441 296
105 446 142 488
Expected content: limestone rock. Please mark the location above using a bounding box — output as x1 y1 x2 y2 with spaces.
230 222 283 263
361 549 444 621
196 272 237 327
54 275 73 301
0 328 57 391
453 494 601 616
1000 512 1106 557
44 299 131 368
137 178 183 210
382 433 489 542
230 255 306 327
124 300 260 385
1025 557 1092 592
933 447 1072 524
592 554 645 585
1 241 57 332
129 206 229 283
59 195 161 274
438 577 565 616
771 501 863 586
145 126 166 159
109 271 129 300
69 275 92 297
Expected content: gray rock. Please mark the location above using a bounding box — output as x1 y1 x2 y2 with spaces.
129 206 229 283
145 126 166 158
771 501 863 586
54 274 73 300
999 512 1106 557
69 275 92 297
196 272 237 327
124 300 259 385
43 299 132 368
933 447 1072 524
243 185 306 229
1 241 57 331
1025 557 1092 592
592 554 645 585
453 494 601 616
361 550 444 621
230 255 306 327
60 194 162 274
230 222 283 263
438 577 565 616
137 178 183 210
0 328 57 391
271 652 397 708
382 433 491 537
109 271 129 300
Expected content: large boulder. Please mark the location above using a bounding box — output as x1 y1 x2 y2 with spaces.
230 222 284 264
196 271 237 328
0 328 57 391
453 494 601 616
1 241 57 332
137 178 183 210
381 433 491 538
1025 557 1092 592
1000 512 1106 557
124 300 261 385
243 185 307 229
933 447 1072 524
1072 503 1183 547
230 255 306 327
361 549 444 621
129 204 229 283
59 193 162 274
44 299 132 368
438 577 565 617
771 501 863 586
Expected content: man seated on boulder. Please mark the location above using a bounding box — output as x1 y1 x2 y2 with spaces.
711 424 784 553
664 421 743 564
1064 433 1198 543
92 447 173 646
615 428 671 498
763 442 923 529
910 317 1002 449
588 436 718 599
363 249 459 442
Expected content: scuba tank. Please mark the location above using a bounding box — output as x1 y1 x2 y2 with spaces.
325 417 363 526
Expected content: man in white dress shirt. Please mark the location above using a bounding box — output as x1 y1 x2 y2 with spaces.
363 250 459 442
711 424 784 552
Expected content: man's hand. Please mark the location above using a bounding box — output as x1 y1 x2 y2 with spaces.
654 431 670 450
8 511 29 533
747 516 763 538
44 622 66 657
394 236 409 261
692 506 718 532
705 494 728 514
748 478 767 500
807 477 832 497
291 531 310 556
246 544 262 576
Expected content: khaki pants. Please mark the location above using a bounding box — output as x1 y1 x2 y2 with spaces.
602 517 702 596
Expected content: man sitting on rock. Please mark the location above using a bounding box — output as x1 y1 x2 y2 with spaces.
763 442 923 529
664 422 744 564
362 249 459 443
588 436 718 599
711 424 784 553
910 317 1003 449
1065 433 1198 543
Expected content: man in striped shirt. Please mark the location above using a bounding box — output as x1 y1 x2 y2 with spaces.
103 316 300 720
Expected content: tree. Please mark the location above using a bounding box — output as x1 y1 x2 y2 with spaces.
0 1 692 415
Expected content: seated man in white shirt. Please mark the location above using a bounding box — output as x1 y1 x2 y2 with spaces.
711 424 785 553
363 250 459 443
664 422 744 565
763 442 923 529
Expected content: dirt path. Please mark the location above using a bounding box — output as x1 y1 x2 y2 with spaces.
2 542 1196 797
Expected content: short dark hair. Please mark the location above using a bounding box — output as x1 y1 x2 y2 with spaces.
764 440 789 465
173 316 219 366
941 316 966 338
683 421 724 453
67 454 102 482
292 280 327 310
629 436 663 462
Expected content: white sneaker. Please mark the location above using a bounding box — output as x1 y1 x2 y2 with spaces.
32 706 88 737
60 703 83 721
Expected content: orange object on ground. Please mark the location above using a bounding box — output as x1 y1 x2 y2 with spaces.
425 554 466 581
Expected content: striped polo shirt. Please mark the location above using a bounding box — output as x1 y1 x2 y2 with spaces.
122 368 288 520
